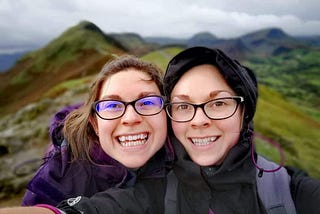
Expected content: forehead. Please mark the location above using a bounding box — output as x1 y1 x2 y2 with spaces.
100 69 160 99
171 64 235 100
174 64 232 90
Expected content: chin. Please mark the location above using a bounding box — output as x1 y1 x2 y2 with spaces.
192 157 218 167
125 160 147 169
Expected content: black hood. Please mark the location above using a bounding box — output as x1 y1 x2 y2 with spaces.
164 46 258 125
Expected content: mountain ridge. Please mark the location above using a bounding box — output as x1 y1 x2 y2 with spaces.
1 23 319 72
0 21 126 115
1 20 318 116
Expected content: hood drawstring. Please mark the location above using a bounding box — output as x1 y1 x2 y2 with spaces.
251 132 285 177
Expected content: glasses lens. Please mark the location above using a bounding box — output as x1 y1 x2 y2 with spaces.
167 103 194 122
204 98 238 119
95 100 125 119
135 96 164 115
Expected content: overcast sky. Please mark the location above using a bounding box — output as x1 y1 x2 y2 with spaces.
0 0 320 53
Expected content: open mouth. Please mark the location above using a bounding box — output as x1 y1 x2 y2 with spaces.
190 136 218 146
118 133 148 147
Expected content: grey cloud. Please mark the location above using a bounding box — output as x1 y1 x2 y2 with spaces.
0 0 319 52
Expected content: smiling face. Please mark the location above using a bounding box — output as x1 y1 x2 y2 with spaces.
91 68 167 169
170 64 243 166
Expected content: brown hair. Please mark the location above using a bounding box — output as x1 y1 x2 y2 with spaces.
63 55 164 161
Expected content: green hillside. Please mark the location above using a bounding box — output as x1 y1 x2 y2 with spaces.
10 20 124 86
142 46 184 71
245 48 320 111
254 85 320 178
108 33 156 56
0 21 126 116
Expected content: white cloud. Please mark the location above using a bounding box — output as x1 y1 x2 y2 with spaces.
0 0 319 52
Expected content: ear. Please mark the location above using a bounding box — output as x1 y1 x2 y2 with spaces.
240 105 246 130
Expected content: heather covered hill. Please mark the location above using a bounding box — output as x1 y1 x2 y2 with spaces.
108 32 157 56
0 21 126 116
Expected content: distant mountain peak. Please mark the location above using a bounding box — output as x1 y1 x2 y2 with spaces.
263 28 288 39
80 20 103 32
188 31 218 47
243 27 289 41
190 31 217 40
69 20 104 35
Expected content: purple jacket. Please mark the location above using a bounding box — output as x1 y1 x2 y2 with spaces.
22 104 174 206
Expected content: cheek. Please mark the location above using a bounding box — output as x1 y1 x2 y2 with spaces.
171 122 187 142
219 108 243 132
216 114 242 149
217 119 242 134
97 120 117 138
153 112 168 140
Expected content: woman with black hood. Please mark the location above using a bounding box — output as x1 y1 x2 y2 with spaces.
163 46 320 214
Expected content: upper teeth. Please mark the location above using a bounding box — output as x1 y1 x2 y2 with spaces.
191 137 217 146
118 133 148 147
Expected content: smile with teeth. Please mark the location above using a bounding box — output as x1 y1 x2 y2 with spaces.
118 133 148 147
191 136 218 146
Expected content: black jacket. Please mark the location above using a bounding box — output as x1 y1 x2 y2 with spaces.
286 166 320 213
167 134 320 214
56 137 320 214
56 147 172 214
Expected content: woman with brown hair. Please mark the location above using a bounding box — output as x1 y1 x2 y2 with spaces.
21 55 173 209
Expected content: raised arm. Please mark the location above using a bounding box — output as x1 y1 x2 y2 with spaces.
0 207 54 214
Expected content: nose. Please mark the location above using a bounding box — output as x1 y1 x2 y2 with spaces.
190 107 211 128
121 104 142 125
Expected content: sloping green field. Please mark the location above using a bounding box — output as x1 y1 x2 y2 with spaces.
254 85 320 178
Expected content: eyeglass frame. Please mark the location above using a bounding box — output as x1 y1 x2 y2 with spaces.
165 96 244 122
92 95 165 120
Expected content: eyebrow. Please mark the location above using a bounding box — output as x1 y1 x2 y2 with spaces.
100 91 160 100
171 90 234 101
171 94 190 101
209 90 227 98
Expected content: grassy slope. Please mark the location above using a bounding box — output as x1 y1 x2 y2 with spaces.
0 21 125 116
245 48 320 110
254 85 320 178
142 47 183 71
10 21 123 85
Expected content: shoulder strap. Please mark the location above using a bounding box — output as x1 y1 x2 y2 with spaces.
165 170 178 214
256 155 296 214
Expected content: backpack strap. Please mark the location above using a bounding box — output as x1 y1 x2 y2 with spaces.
256 155 296 214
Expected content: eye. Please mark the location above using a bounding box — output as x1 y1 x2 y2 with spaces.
178 104 189 110
173 103 192 111
97 101 123 112
213 101 226 107
136 96 163 108
206 98 233 110
141 100 155 106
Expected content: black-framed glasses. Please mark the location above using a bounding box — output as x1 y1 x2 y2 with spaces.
92 95 165 120
166 96 244 122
